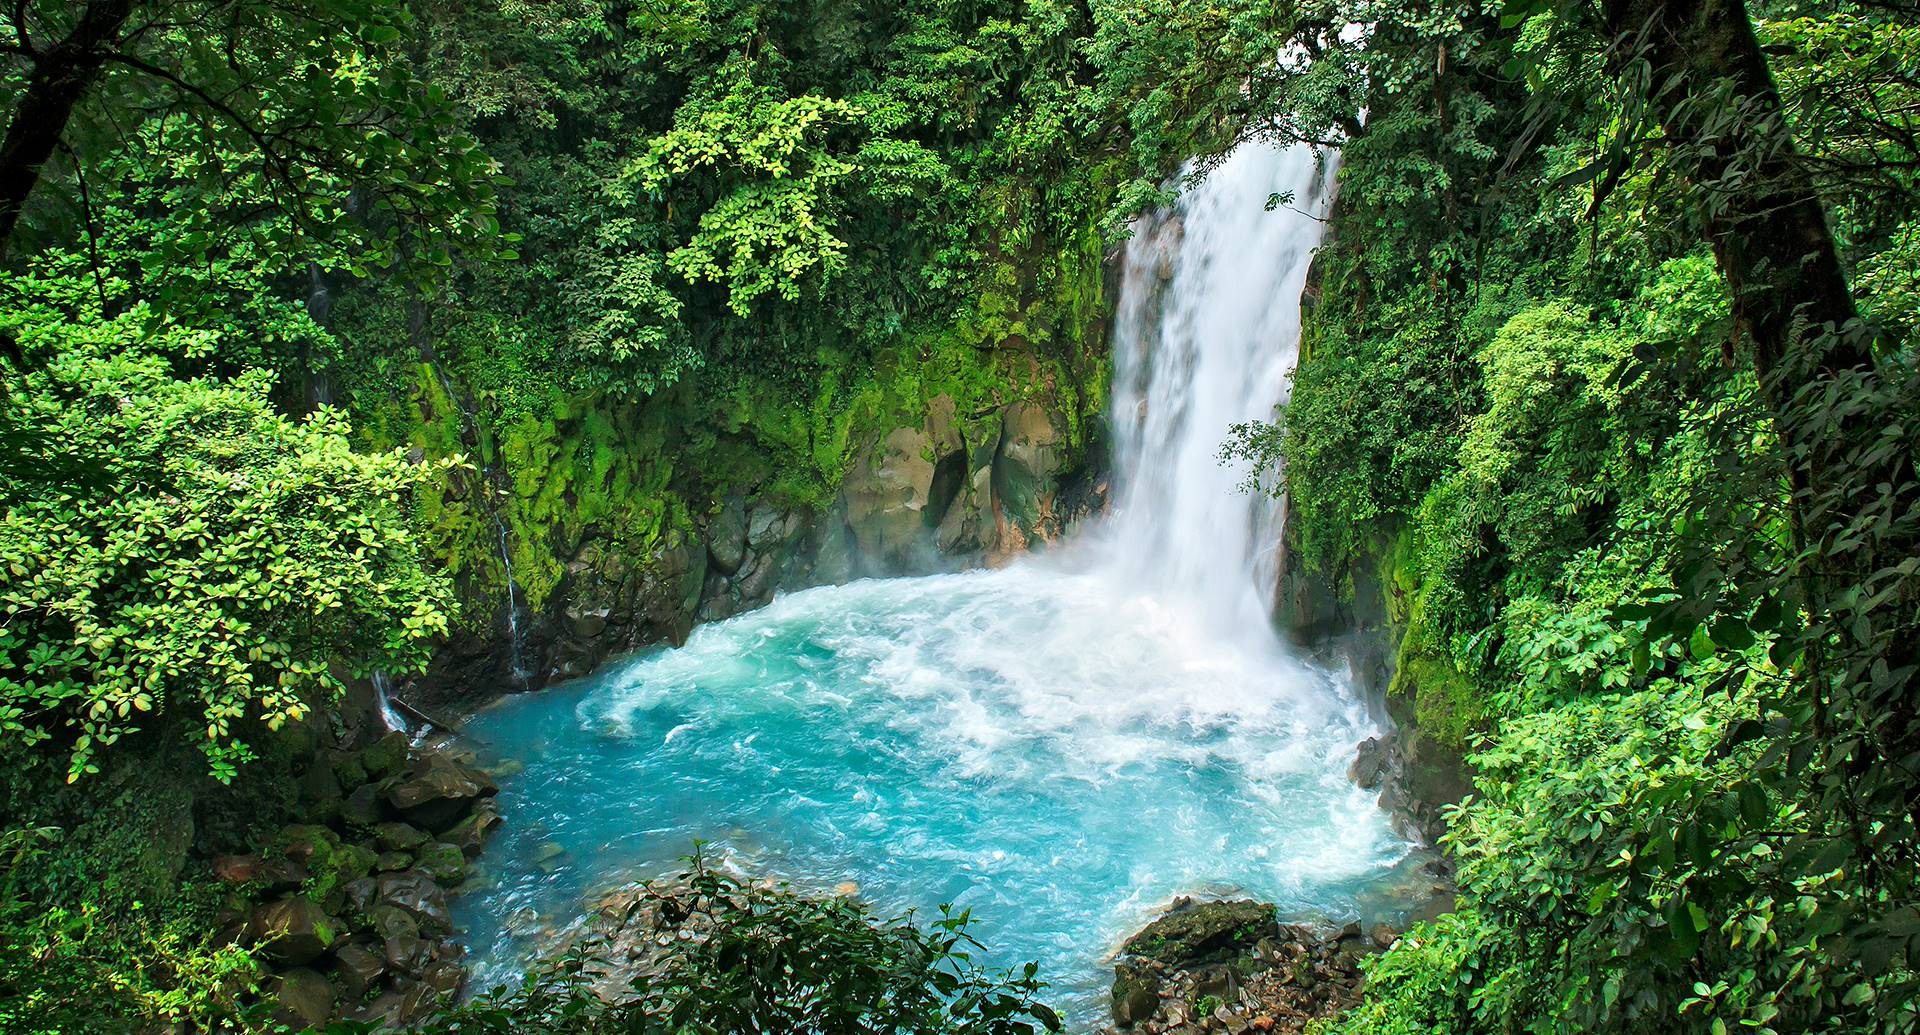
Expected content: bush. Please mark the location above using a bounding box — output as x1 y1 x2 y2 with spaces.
352 859 1062 1035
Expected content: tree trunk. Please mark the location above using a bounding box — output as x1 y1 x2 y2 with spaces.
1602 0 1920 891
0 0 138 263
1599 0 1867 386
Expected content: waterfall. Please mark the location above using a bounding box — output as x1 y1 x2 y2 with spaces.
1100 142 1334 635
496 516 528 688
457 139 1414 1026
371 671 410 734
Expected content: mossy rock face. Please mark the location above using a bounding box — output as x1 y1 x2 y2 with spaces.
355 188 1117 703
1120 899 1277 968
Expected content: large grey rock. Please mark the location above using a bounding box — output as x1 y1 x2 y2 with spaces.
809 502 856 584
706 498 749 575
843 426 937 566
991 401 1064 547
746 506 795 552
1349 737 1390 790
335 941 388 1000
385 753 498 832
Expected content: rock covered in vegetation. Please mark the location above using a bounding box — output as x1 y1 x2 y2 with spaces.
248 896 339 966
219 729 508 1029
1105 900 1405 1035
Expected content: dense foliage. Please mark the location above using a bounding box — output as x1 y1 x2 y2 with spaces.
1223 0 1920 1032
375 861 1062 1035
0 0 1277 1030
5 0 1917 1030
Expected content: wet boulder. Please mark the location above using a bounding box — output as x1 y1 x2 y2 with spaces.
1349 736 1391 791
415 841 466 884
376 871 452 936
368 903 421 942
422 960 466 995
335 941 388 1000
267 967 335 1030
385 753 498 832
706 498 750 576
374 822 430 852
342 876 380 915
383 932 436 978
249 897 339 966
443 801 502 856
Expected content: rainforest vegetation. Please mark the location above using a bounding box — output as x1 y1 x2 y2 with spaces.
1 0 1916 1033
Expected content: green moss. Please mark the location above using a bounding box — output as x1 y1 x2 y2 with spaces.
1381 527 1488 750
339 184 1117 635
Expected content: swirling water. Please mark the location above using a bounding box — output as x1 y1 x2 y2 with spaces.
454 141 1418 1024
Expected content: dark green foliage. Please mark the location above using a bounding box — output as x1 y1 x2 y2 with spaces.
345 859 1062 1035
1239 1 1920 1033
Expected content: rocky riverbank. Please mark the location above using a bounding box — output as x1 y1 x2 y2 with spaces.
1104 897 1445 1035
211 729 504 1029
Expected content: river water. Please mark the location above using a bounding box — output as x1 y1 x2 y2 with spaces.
453 141 1418 1023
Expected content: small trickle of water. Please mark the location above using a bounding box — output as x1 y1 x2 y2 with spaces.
496 517 529 688
372 671 409 734
455 141 1411 1027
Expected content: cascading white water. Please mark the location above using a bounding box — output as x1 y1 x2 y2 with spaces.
1101 143 1334 632
495 517 528 688
456 139 1411 1026
371 671 410 734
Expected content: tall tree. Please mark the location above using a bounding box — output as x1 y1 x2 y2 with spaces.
0 0 504 364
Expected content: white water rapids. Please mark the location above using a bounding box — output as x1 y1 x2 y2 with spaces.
456 141 1415 1024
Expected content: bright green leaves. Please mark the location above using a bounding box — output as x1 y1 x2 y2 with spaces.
27 0 510 288
0 268 455 782
624 73 948 318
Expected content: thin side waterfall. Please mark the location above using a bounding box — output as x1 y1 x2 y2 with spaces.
1100 142 1335 635
495 516 528 688
371 671 409 734
422 358 530 690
